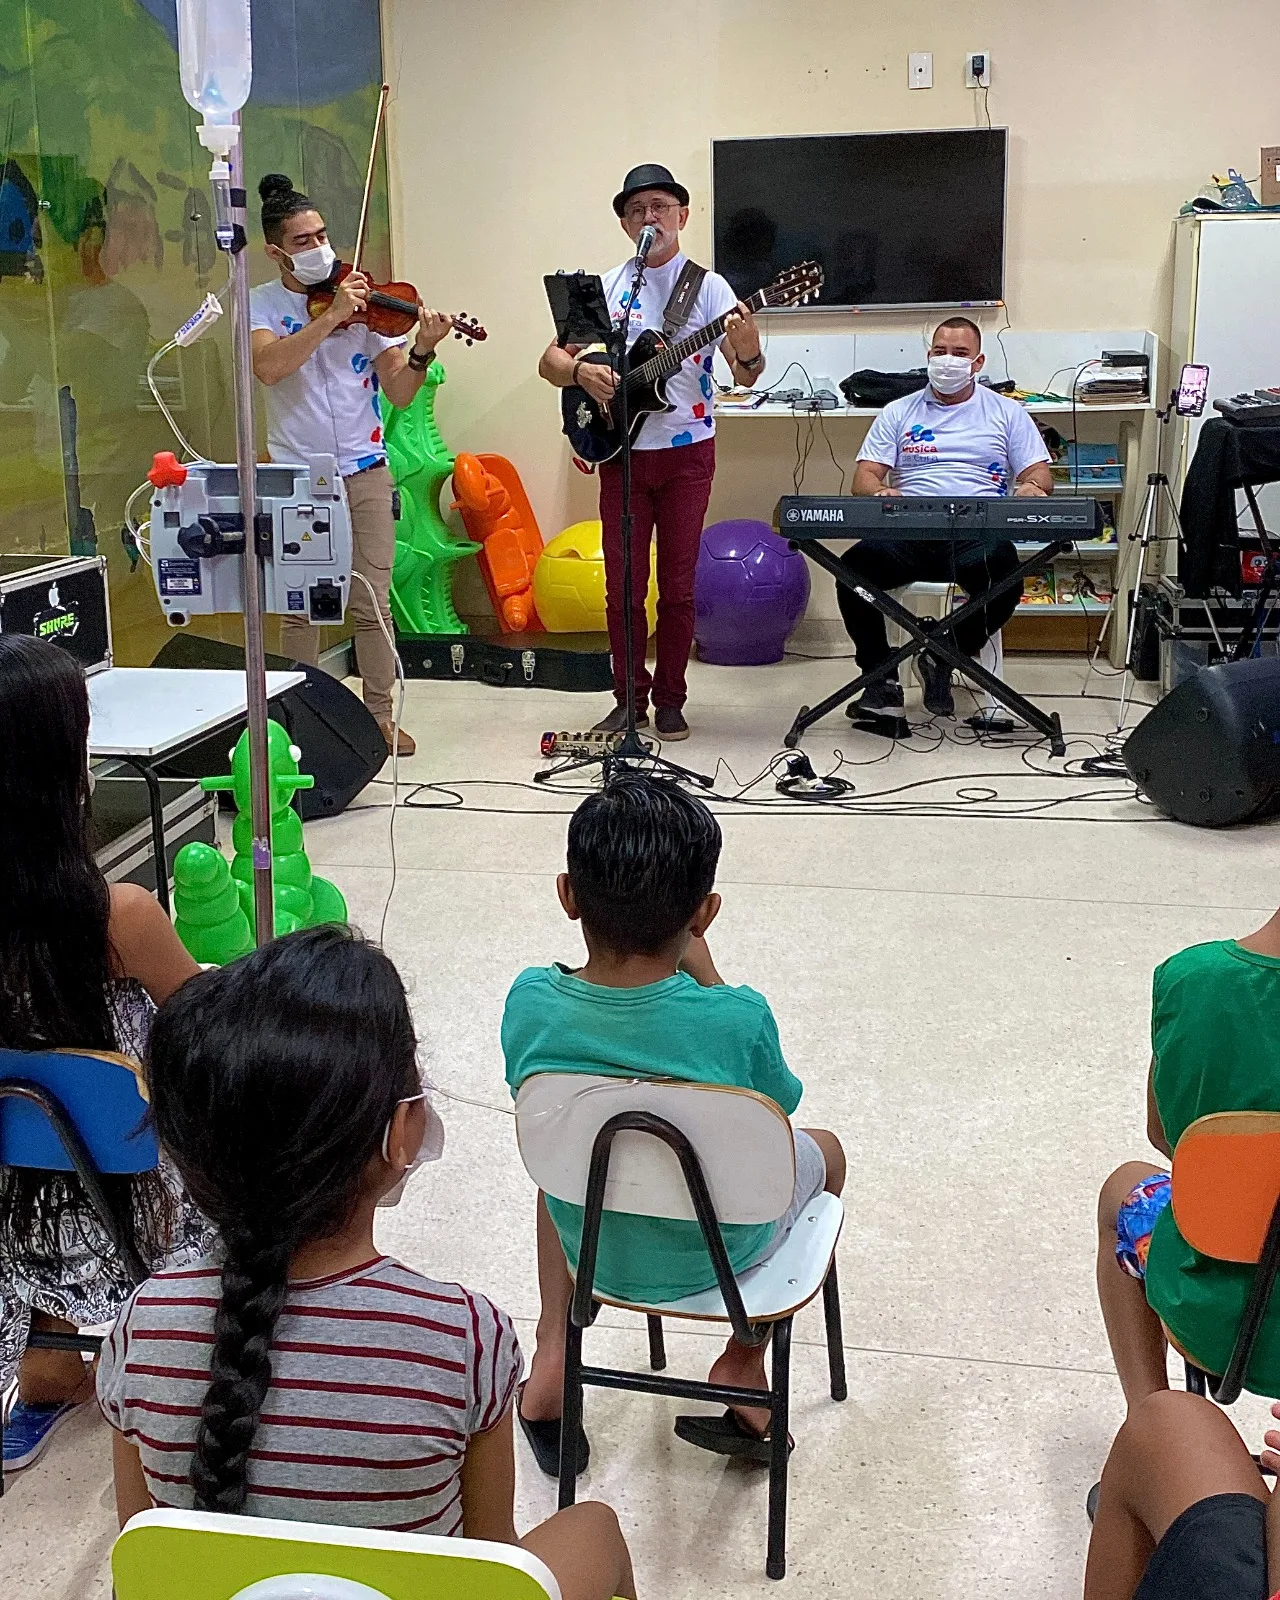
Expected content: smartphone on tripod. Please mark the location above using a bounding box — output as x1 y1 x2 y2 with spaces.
1175 362 1210 417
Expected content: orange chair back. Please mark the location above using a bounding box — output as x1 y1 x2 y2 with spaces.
1172 1112 1280 1264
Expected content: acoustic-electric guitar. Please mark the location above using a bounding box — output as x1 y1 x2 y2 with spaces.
560 260 824 464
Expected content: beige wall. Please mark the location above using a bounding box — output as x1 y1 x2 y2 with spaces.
381 0 1280 620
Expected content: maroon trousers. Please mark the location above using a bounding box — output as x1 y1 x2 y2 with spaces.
599 437 715 711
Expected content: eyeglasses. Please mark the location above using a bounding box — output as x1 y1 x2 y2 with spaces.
623 200 681 223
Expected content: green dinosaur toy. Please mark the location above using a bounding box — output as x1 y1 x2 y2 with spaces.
382 358 480 635
171 841 255 966
170 721 348 962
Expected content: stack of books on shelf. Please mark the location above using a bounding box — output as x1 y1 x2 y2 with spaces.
1076 366 1148 403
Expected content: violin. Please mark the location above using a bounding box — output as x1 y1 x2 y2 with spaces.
306 265 487 346
305 84 487 348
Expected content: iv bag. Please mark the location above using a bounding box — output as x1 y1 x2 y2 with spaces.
177 0 252 122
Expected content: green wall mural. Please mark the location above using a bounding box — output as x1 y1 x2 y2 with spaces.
0 0 389 664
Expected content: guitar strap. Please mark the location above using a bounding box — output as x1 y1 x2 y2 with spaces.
661 259 706 338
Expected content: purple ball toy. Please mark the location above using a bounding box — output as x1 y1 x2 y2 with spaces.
694 519 812 666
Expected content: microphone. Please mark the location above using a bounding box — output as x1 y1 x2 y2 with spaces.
635 224 657 262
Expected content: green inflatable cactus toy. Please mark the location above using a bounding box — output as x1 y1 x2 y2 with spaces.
383 358 480 635
170 720 348 963
172 841 254 966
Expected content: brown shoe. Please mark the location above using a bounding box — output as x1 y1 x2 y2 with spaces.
654 707 689 741
379 720 417 757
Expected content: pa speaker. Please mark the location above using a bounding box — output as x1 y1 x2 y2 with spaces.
1122 656 1280 827
150 635 387 819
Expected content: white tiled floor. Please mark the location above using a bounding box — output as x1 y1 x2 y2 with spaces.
6 652 1279 1597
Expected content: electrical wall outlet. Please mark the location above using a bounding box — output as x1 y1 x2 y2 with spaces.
965 50 991 88
908 51 933 90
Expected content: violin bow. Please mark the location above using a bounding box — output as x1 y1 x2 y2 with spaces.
352 81 390 275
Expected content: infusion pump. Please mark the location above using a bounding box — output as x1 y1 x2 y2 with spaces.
147 452 353 627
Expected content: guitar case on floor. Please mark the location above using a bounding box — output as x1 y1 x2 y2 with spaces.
396 630 612 692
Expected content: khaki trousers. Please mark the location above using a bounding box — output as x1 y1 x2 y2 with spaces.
279 463 397 722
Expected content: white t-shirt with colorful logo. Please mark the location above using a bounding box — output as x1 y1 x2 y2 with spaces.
856 382 1051 497
599 251 739 451
249 279 406 477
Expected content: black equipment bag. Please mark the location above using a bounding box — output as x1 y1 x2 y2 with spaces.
839 368 929 407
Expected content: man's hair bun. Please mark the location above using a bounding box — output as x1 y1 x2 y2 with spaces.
258 173 296 201
258 174 316 244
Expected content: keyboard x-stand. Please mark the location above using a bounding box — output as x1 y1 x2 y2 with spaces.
777 495 1106 757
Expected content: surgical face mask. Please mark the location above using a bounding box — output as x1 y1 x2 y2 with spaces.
376 1085 446 1209
283 241 336 286
927 353 976 395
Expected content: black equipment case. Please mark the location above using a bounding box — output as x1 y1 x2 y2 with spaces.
396 630 612 692
0 554 112 673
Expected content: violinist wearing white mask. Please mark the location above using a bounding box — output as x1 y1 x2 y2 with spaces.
837 316 1054 720
249 174 453 758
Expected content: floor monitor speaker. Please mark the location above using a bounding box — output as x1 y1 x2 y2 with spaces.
1122 657 1280 826
149 635 386 819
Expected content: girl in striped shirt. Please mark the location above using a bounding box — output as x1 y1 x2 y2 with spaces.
97 926 635 1600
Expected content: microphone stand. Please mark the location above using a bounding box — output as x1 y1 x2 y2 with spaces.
535 238 712 790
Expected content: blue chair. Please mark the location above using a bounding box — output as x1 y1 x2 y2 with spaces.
0 1046 158 1490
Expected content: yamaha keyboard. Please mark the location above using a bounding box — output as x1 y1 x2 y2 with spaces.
776 494 1102 542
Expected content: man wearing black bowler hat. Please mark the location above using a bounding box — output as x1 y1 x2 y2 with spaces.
539 163 765 740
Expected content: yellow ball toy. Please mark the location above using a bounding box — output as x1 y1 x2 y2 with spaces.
532 519 659 634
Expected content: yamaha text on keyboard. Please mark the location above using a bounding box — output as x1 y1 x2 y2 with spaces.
776 494 1103 542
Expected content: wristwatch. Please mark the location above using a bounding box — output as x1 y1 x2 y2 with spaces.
407 345 436 372
737 349 765 373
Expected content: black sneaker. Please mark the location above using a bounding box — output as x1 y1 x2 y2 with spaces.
916 651 955 718
654 707 689 741
845 677 904 719
592 703 648 734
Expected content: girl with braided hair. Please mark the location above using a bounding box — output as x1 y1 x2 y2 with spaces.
97 926 635 1600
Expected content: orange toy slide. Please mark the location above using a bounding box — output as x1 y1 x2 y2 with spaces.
451 453 545 632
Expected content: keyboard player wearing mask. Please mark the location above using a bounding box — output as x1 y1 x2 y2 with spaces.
838 317 1053 719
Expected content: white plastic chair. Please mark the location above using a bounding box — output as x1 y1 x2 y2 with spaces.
515 1074 846 1581
111 1508 560 1600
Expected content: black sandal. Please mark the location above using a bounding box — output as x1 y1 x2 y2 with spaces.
673 1409 795 1464
516 1382 590 1478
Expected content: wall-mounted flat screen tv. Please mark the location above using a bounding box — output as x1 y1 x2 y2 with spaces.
712 128 1007 311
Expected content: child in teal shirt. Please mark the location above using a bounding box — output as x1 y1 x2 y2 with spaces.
503 772 845 1473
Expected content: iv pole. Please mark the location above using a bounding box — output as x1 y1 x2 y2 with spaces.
192 104 275 944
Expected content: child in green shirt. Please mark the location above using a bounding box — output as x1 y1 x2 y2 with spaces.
1097 909 1280 1407
503 772 845 1475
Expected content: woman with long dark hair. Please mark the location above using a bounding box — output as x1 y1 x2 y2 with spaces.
0 634 211 1472
98 928 635 1600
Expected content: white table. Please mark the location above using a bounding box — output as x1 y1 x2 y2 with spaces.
88 667 305 911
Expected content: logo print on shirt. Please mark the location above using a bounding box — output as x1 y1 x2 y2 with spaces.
902 422 939 458
699 373 714 401
987 460 1009 493
693 403 706 420
351 353 371 375
671 430 694 447
282 317 303 335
